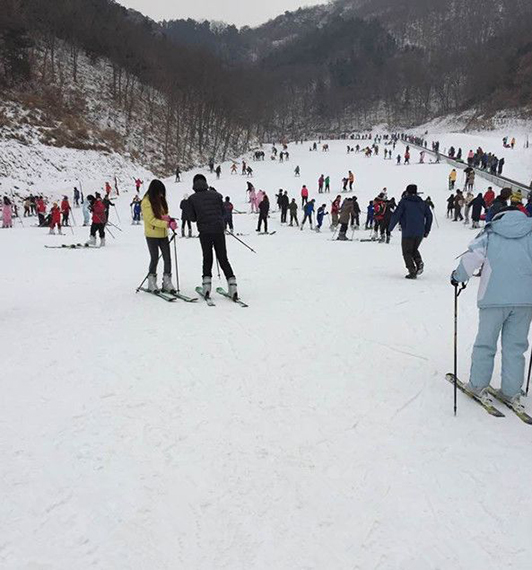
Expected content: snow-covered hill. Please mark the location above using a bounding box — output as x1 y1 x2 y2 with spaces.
2 134 532 569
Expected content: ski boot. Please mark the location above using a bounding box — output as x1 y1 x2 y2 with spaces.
227 276 238 301
162 273 177 294
405 272 417 280
202 276 212 299
147 274 159 293
492 389 525 414
100 238 106 247
465 383 494 406
416 262 424 276
49 228 55 235
86 235 97 247
337 233 348 241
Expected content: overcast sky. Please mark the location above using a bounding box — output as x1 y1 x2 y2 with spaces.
116 0 327 27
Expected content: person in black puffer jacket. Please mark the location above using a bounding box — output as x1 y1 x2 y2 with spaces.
188 174 238 300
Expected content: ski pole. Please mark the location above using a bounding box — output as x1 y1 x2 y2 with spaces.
453 282 467 416
172 231 181 293
526 347 532 396
106 225 116 240
107 221 123 232
216 258 221 280
137 233 178 292
226 230 256 253
114 205 121 226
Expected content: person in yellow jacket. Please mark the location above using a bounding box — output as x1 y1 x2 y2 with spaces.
449 169 457 190
141 180 178 293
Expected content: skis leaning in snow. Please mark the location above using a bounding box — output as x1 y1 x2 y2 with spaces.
195 287 216 307
216 287 249 308
445 373 505 418
45 243 99 249
487 387 532 425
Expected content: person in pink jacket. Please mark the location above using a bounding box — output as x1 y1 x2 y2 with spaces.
2 197 13 228
301 185 309 207
249 188 258 213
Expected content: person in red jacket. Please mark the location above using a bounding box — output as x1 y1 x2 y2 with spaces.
484 187 495 208
49 202 62 235
331 195 341 228
373 193 387 237
301 185 309 207
37 197 46 226
86 193 107 246
61 196 71 226
105 182 112 197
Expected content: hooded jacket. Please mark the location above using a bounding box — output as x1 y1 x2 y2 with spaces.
389 194 433 238
188 179 225 234
453 210 532 308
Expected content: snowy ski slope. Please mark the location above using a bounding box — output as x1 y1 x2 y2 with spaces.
1 138 532 570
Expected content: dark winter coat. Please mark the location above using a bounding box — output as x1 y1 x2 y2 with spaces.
470 195 485 222
289 202 298 214
188 181 225 234
280 194 290 209
180 198 193 221
486 196 508 222
389 195 433 238
259 198 270 217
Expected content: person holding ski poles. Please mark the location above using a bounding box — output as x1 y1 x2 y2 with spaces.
451 206 532 413
188 174 238 301
141 180 178 293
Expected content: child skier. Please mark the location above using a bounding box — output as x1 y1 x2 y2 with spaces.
131 196 142 225
365 201 374 230
301 199 315 230
316 204 328 232
87 193 107 247
289 199 299 227
224 196 234 232
49 203 62 235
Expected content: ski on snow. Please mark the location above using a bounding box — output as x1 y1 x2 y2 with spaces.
445 374 505 418
487 387 532 425
45 243 99 249
195 287 216 307
216 287 249 308
138 288 178 303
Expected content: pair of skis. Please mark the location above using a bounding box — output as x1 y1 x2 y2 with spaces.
446 374 532 425
138 288 198 303
45 243 99 249
195 287 249 308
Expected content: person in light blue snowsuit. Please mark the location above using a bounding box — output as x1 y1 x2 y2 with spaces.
82 196 92 226
451 208 532 410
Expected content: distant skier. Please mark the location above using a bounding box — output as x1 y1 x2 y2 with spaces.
180 194 193 237
449 169 457 190
446 194 455 218
131 196 142 225
73 187 80 207
451 207 532 412
175 167 181 183
470 193 485 229
316 204 328 232
289 199 299 227
61 196 71 226
348 171 355 191
325 175 330 193
2 196 13 228
82 197 91 226
215 165 221 179
280 191 289 224
301 199 315 230
257 194 270 233
295 166 301 177
365 200 374 230
224 197 234 232
135 178 143 193
188 174 238 300
141 180 177 293
337 198 353 240
49 202 62 235
389 184 433 279
331 195 341 228
87 194 107 247
301 185 309 207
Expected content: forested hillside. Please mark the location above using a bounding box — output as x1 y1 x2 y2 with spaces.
1 0 532 174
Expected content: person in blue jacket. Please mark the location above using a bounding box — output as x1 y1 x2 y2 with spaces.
451 208 532 412
389 184 433 279
365 200 374 230
300 199 315 230
316 204 328 232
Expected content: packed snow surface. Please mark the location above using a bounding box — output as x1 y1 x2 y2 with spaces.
2 137 532 569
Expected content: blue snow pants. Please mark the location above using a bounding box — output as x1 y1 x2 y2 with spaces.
470 307 532 397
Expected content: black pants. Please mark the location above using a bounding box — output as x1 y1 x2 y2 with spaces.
281 207 288 223
200 233 234 279
290 213 298 226
62 212 69 226
257 214 268 233
402 237 423 275
224 216 233 231
90 223 105 239
146 237 171 275
302 196 308 208
182 219 192 235
454 207 463 221
301 213 312 228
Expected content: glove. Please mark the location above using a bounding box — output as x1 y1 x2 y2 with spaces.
161 215 170 222
168 219 177 231
424 232 429 238
450 272 460 287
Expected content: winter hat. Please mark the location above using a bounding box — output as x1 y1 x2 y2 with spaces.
406 184 418 195
501 187 512 200
193 174 208 191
